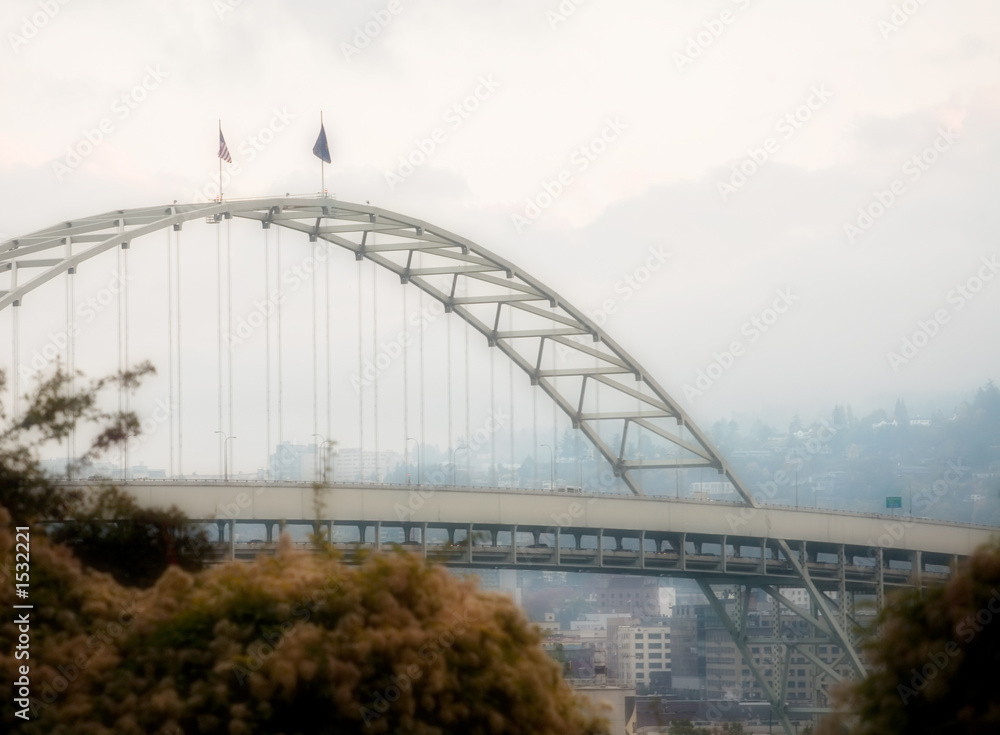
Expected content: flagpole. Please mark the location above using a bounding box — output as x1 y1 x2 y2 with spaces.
218 119 223 202
320 111 325 196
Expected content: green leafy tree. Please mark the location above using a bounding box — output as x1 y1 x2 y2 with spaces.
818 540 1000 734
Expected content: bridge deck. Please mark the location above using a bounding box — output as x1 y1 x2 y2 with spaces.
77 481 997 589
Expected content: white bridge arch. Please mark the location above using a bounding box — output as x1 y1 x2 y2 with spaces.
1 195 749 502
4 194 988 733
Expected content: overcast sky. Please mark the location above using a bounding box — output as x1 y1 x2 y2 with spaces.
3 0 1000 472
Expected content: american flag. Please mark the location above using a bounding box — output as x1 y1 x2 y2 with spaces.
218 128 232 163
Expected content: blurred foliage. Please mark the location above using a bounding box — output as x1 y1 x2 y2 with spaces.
1 365 210 586
0 363 154 523
0 522 610 734
1 367 608 733
50 486 211 588
818 539 1000 734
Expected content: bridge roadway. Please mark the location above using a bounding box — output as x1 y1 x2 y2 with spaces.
99 480 997 592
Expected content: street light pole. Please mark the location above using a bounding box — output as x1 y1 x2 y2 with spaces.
214 431 236 481
540 443 554 490
452 445 469 486
406 437 421 485
312 434 337 484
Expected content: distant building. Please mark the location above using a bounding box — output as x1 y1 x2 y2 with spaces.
670 596 852 706
270 443 394 482
596 576 659 617
614 617 671 688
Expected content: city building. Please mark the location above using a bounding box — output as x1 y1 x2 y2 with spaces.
670 594 853 707
596 576 659 616
269 443 394 482
613 617 671 689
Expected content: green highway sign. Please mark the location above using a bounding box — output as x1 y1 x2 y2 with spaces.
886 496 903 509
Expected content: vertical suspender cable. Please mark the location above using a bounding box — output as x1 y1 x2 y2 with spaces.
489 338 495 486
217 222 223 476
357 259 364 481
533 384 538 489
464 313 470 481
67 252 76 473
276 226 284 449
65 264 71 477
167 229 174 477
508 299 514 483
176 228 183 476
419 278 425 484
551 318 557 489
402 286 408 482
11 303 18 422
372 260 379 482
312 239 319 479
595 353 600 488
117 246 124 478
123 245 130 475
325 243 331 448
446 297 452 481
264 228 272 478
227 218 234 476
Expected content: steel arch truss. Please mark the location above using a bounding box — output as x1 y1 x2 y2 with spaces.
2 196 879 731
0 195 753 501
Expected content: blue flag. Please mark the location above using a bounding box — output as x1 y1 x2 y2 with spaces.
313 123 331 163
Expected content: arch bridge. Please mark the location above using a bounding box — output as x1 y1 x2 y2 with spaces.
5 196 995 733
